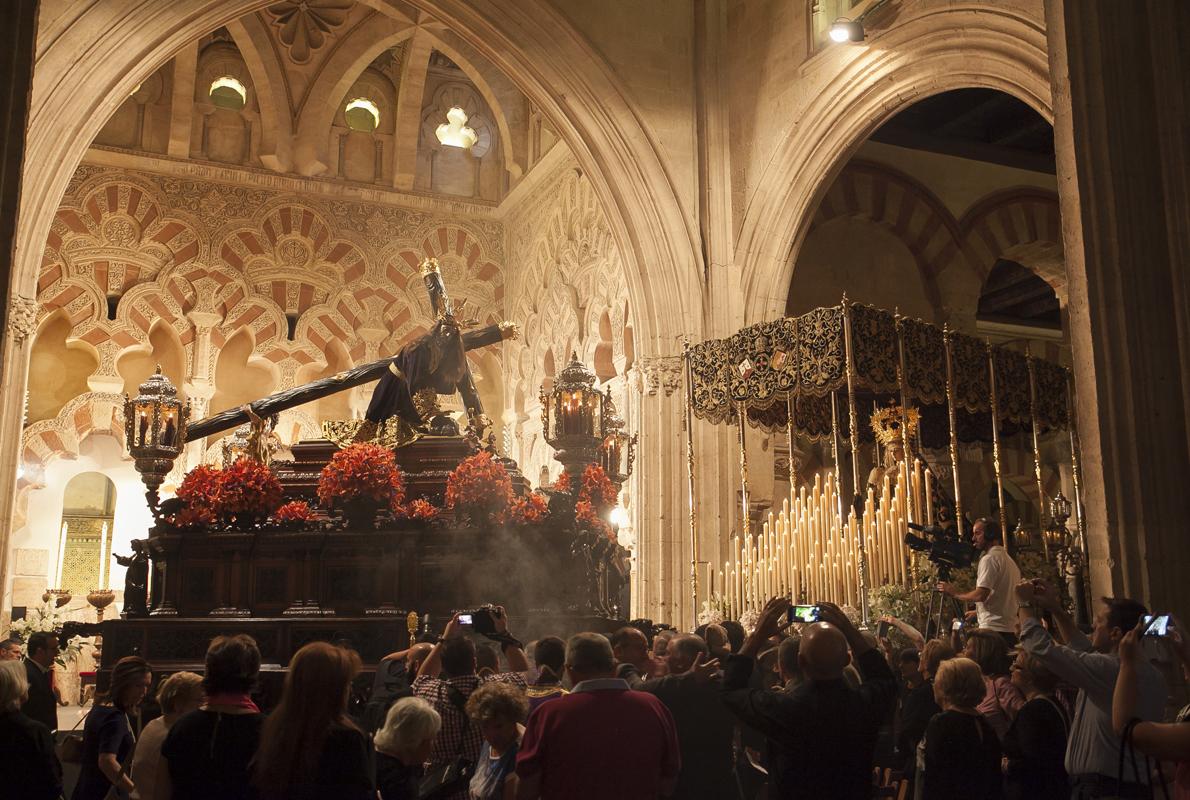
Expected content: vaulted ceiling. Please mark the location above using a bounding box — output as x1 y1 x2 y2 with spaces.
92 0 562 203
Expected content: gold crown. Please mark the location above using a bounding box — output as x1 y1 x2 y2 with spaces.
870 404 920 447
420 257 441 277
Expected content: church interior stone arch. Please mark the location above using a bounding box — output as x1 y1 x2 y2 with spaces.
2 0 1188 631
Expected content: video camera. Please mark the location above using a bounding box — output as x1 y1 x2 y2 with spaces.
903 522 977 572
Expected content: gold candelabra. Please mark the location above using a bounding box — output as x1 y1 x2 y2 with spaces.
42 588 72 608
87 589 116 662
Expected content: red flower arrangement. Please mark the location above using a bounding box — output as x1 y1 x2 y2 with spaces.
445 451 513 525
574 499 598 525
578 464 619 513
552 470 572 494
576 465 619 542
169 464 222 528
511 491 550 524
575 499 615 542
317 443 406 510
402 498 441 522
217 457 283 522
272 500 316 523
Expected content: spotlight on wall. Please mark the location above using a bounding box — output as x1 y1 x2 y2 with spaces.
827 0 889 44
829 18 864 42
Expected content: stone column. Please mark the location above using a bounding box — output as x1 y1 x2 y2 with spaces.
636 355 685 625
1046 0 1190 611
0 1 40 607
692 0 750 623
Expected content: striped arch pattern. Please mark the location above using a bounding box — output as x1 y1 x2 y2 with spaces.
27 166 508 468
959 188 1065 298
803 161 1062 315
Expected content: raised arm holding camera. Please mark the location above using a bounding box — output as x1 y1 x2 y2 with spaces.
413 606 528 800
722 598 897 800
936 518 1020 644
1016 579 1166 799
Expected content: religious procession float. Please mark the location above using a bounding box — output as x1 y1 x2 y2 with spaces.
680 299 1089 632
64 259 634 684
67 258 1087 685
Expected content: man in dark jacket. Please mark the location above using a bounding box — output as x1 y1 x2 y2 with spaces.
622 634 738 800
723 599 898 800
21 631 59 733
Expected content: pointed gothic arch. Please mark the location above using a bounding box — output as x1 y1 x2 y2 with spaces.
738 5 1052 325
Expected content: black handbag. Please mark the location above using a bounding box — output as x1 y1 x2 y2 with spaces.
1119 718 1170 800
418 686 476 800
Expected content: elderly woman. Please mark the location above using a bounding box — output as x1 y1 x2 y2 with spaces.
465 681 529 800
374 696 442 800
1002 649 1068 800
0 659 62 800
129 671 203 800
73 655 154 800
919 657 1003 800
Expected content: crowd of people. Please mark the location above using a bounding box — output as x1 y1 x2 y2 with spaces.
1 519 1188 799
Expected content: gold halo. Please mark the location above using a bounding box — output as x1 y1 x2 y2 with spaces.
870 404 920 447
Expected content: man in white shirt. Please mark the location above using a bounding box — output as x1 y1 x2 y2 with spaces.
936 518 1021 644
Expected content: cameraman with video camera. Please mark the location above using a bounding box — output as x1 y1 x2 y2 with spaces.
936 518 1021 646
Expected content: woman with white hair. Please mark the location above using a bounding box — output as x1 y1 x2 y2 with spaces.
374 696 442 800
0 659 63 799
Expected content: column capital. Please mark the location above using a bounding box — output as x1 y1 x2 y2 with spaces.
638 355 683 397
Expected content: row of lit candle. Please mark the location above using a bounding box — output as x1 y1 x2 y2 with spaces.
554 390 603 438
715 460 934 618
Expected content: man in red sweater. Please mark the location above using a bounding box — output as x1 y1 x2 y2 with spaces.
515 632 680 800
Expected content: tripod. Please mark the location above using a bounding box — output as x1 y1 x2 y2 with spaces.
924 562 969 640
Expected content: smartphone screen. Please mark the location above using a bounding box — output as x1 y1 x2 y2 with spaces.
1144 614 1170 637
875 620 890 639
457 614 473 625
951 618 963 631
787 604 820 624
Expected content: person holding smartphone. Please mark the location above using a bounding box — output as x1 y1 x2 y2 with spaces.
1112 615 1190 799
413 607 529 800
721 598 898 800
1016 580 1166 799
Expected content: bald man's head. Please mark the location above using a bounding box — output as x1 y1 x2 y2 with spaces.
799 622 850 680
406 643 433 674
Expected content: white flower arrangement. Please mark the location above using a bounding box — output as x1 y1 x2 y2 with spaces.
698 595 729 626
7 603 85 667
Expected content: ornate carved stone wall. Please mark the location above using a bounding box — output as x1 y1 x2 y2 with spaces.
503 156 632 487
25 160 507 483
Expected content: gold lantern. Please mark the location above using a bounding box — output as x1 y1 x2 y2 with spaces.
1045 492 1074 553
541 353 607 478
124 366 189 510
598 389 636 486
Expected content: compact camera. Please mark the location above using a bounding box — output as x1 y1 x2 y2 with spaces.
456 605 499 635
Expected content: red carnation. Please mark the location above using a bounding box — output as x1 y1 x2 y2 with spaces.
402 498 441 521
511 491 550 524
217 457 283 522
445 451 513 526
317 443 406 510
578 464 618 513
272 500 316 523
170 464 222 528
